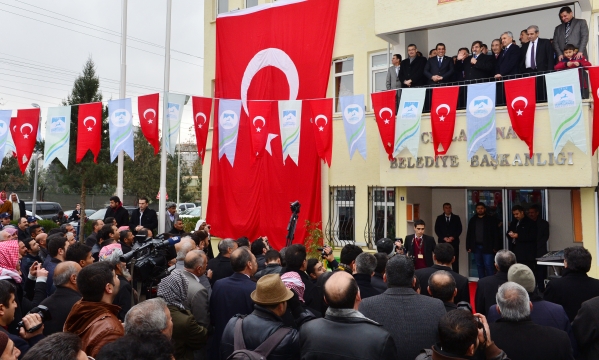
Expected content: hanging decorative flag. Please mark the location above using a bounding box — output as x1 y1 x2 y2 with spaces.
165 93 187 155
545 69 586 158
393 88 426 158
138 93 160 155
0 110 11 167
308 98 333 166
371 90 397 160
466 82 497 161
76 102 102 163
248 100 274 162
10 108 40 173
278 100 302 165
587 67 599 155
191 96 213 163
340 95 366 160
430 86 459 157
218 99 241 166
43 106 71 169
504 77 536 158
108 99 134 162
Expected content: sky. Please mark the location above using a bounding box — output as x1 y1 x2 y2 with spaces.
0 0 205 143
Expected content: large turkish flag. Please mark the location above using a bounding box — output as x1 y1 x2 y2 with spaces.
208 0 339 249
588 67 599 155
76 102 103 163
10 108 40 174
504 77 536 158
430 86 459 157
138 93 160 155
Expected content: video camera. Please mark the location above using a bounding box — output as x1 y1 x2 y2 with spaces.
120 235 182 283
17 305 51 333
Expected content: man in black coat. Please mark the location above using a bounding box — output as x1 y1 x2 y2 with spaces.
434 203 463 273
572 296 599 360
301 271 398 360
399 44 428 88
528 204 549 290
415 244 469 304
474 250 516 316
507 205 537 271
520 26 555 73
454 40 495 80
351 253 380 299
128 197 157 235
39 261 82 335
490 282 574 360
405 219 436 270
466 202 502 278
494 31 521 78
104 196 130 228
206 238 237 285
371 253 388 294
281 244 317 311
423 43 454 85
544 246 599 322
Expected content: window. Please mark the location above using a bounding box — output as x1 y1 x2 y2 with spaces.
216 0 229 15
372 187 395 241
333 57 354 112
328 186 355 245
371 52 391 99
246 0 258 7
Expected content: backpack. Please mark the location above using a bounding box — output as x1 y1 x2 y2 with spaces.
226 317 291 360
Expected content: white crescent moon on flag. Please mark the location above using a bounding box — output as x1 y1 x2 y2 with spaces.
436 104 450 115
252 116 266 127
241 48 299 116
510 96 528 109
195 112 207 124
379 107 393 119
83 116 97 127
314 115 328 127
19 123 33 134
143 109 156 120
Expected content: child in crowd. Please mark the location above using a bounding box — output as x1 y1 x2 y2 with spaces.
554 44 592 70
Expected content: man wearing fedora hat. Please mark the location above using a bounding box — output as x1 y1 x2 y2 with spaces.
220 274 313 360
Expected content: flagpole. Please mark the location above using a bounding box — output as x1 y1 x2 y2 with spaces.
159 0 172 235
116 0 127 202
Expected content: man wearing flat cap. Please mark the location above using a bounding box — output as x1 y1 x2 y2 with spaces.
220 274 314 360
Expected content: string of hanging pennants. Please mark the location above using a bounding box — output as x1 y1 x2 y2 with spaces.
1 68 598 174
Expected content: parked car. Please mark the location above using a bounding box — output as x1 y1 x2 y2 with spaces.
178 203 196 213
64 209 96 221
71 206 136 232
25 211 43 221
24 202 63 220
179 207 202 218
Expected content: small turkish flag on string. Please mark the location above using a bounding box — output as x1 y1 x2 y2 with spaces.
308 98 333 167
10 108 39 174
191 96 213 163
248 100 274 162
587 67 599 155
138 93 160 155
430 86 459 157
504 77 536 158
76 102 102 163
371 90 397 160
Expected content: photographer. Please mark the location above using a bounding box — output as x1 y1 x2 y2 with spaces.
0 280 45 357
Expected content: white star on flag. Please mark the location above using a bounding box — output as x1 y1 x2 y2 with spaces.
384 119 390 124
256 127 261 132
198 124 202 129
439 116 445 121
516 109 523 116
148 119 153 124
87 127 93 131
318 126 324 132
23 134 28 139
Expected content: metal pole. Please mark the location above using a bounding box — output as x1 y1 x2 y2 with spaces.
159 0 172 235
116 0 127 202
32 155 39 217
176 134 181 206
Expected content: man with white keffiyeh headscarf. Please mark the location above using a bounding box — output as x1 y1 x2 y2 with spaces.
157 269 208 360
9 193 25 221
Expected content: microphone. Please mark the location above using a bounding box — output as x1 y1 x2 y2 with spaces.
159 236 181 248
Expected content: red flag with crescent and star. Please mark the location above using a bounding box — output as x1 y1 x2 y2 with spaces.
76 102 102 163
209 0 339 249
371 90 397 160
247 100 275 162
504 77 536 158
587 67 599 155
308 98 333 166
10 108 39 174
430 86 459 157
138 93 160 155
191 96 212 163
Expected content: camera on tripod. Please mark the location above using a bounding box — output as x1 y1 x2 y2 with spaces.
120 235 181 283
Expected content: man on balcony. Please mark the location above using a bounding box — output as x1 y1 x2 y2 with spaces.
520 25 555 73
494 32 521 79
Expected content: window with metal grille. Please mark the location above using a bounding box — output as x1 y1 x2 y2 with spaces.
365 186 396 248
326 186 355 247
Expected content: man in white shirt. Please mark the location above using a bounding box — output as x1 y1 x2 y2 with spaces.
521 25 555 73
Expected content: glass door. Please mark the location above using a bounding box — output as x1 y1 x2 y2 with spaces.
505 189 547 249
373 188 396 241
466 189 503 278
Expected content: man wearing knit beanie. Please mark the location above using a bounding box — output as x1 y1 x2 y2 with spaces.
0 331 19 359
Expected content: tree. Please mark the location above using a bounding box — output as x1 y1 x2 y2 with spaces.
0 156 29 191
49 58 116 241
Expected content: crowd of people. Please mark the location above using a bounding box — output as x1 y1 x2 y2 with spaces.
386 6 591 90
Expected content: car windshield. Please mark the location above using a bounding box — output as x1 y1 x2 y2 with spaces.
189 208 202 216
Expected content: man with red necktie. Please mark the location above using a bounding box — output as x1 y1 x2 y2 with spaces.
405 220 436 270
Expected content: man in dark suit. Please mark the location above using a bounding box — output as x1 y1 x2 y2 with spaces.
434 203 463 273
359 255 446 360
544 246 599 322
521 25 555 73
209 247 257 360
490 282 574 360
415 244 470 304
572 296 599 360
507 205 537 272
423 43 454 85
528 204 549 290
405 219 436 270
553 6 589 61
466 202 502 278
494 31 521 78
207 238 237 285
455 41 495 81
128 197 158 235
352 252 380 299
474 250 516 316
39 261 82 335
399 44 427 88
